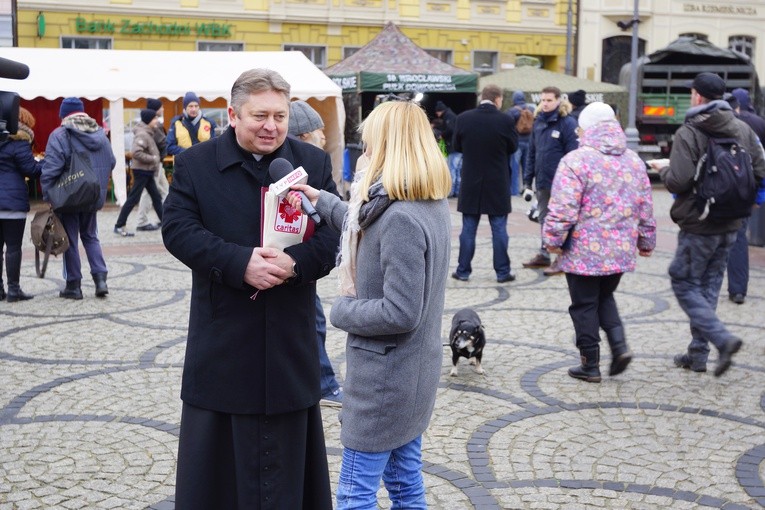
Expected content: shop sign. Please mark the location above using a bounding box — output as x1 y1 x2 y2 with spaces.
75 17 233 38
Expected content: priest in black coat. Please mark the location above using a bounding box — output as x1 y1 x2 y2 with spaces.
163 69 339 509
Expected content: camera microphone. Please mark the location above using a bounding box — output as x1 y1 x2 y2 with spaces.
0 57 30 80
268 158 322 225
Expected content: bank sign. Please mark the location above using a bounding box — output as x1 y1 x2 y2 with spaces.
75 17 233 38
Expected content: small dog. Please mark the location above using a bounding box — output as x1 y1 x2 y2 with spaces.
449 308 486 376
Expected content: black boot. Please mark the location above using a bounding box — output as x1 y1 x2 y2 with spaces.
5 249 33 302
93 272 108 298
59 280 83 300
568 346 601 382
0 251 5 300
606 326 632 376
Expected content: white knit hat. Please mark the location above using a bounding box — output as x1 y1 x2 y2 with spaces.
577 101 616 131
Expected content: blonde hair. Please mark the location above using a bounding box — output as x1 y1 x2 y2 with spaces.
358 101 451 201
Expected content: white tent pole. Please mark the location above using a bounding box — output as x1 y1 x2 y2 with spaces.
109 99 127 205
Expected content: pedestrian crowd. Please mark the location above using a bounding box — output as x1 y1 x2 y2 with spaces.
1 69 763 509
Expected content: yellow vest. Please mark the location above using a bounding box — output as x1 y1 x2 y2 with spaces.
174 117 214 149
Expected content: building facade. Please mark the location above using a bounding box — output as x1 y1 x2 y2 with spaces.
578 0 765 85
17 0 576 74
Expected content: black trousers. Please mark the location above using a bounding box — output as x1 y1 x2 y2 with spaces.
565 272 623 349
175 402 332 510
115 169 163 228
0 218 25 284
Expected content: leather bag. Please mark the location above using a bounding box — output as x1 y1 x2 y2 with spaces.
30 206 69 278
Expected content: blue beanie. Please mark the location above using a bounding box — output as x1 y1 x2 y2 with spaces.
59 97 84 119
512 90 526 105
731 88 753 112
183 91 200 108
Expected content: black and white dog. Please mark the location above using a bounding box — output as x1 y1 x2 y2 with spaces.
449 308 486 376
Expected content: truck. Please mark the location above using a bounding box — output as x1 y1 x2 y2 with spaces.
620 36 761 165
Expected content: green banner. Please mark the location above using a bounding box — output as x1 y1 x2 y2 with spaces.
359 71 477 93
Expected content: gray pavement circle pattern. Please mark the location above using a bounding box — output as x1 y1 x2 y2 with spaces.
1 193 764 509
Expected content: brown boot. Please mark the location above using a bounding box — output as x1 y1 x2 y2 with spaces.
522 253 551 268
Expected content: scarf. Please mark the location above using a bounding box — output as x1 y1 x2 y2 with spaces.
337 173 392 297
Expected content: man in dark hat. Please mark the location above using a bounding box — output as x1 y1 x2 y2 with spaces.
166 91 218 155
434 100 460 197
567 89 587 121
653 72 765 376
136 98 169 231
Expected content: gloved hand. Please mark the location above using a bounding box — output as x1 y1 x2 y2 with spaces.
522 188 534 202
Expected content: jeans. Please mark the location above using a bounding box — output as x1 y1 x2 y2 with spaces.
565 273 623 349
447 152 462 197
59 211 107 282
115 169 164 229
455 214 510 279
509 140 529 196
316 295 340 397
726 218 749 297
669 230 738 364
336 436 426 510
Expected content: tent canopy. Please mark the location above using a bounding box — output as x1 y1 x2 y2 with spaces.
0 47 345 203
325 22 477 94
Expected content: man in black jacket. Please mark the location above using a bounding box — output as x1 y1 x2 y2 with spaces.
162 69 339 509
435 100 460 197
451 84 518 283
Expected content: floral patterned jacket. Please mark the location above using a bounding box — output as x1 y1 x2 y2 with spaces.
543 120 656 276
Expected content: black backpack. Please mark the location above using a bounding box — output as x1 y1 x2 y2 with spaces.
693 135 757 221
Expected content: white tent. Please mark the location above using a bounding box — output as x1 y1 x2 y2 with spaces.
0 47 345 203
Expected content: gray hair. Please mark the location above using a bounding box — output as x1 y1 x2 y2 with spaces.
230 69 291 114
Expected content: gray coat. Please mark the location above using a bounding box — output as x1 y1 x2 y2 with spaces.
316 190 451 452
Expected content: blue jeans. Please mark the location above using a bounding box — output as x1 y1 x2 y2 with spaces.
455 214 510 279
726 218 749 297
447 152 462 197
336 436 426 510
316 295 340 397
59 211 107 283
669 230 737 364
509 140 529 196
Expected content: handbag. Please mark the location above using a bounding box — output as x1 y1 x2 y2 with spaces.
30 206 70 278
47 130 100 213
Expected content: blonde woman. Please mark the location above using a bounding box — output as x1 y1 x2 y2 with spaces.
288 100 451 509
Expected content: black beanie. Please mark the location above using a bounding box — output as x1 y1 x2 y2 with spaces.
146 98 162 111
140 109 157 125
568 90 586 108
435 101 447 112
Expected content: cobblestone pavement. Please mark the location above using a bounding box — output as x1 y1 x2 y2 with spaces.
1 189 764 510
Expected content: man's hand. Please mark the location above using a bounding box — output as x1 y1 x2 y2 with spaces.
244 248 293 290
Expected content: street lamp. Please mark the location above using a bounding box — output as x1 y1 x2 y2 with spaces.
618 0 640 151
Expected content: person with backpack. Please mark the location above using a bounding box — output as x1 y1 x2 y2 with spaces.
652 72 765 376
505 90 534 196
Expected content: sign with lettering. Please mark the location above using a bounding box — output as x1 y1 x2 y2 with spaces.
682 3 757 15
74 17 233 38
358 71 478 93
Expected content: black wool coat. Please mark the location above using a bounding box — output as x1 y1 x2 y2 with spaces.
162 127 340 415
453 102 518 215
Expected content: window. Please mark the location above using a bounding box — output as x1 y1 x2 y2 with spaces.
426 49 453 65
473 51 497 75
198 41 244 51
729 35 755 59
343 47 360 59
61 36 111 49
601 35 646 85
284 45 326 68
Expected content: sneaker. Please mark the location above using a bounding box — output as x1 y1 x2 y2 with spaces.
522 253 551 268
729 293 745 305
451 272 469 282
321 389 343 407
114 226 135 237
673 353 706 373
136 223 160 232
714 338 743 377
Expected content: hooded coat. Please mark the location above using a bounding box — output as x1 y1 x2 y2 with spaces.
544 120 656 275
0 130 42 213
524 102 579 191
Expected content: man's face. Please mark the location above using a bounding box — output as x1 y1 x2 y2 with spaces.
690 89 703 107
185 102 200 119
539 92 559 113
228 90 289 155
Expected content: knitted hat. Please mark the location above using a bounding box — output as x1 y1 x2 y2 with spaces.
59 97 84 119
183 91 200 108
577 101 616 131
512 91 526 106
689 72 725 100
140 109 158 125
568 89 587 108
288 100 324 136
146 98 162 111
435 101 447 113
730 88 752 111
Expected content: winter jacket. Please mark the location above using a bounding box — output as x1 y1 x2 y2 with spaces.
439 107 458 153
166 114 217 155
543 120 656 276
41 114 116 210
130 122 161 172
524 104 579 191
0 138 42 213
661 100 765 235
